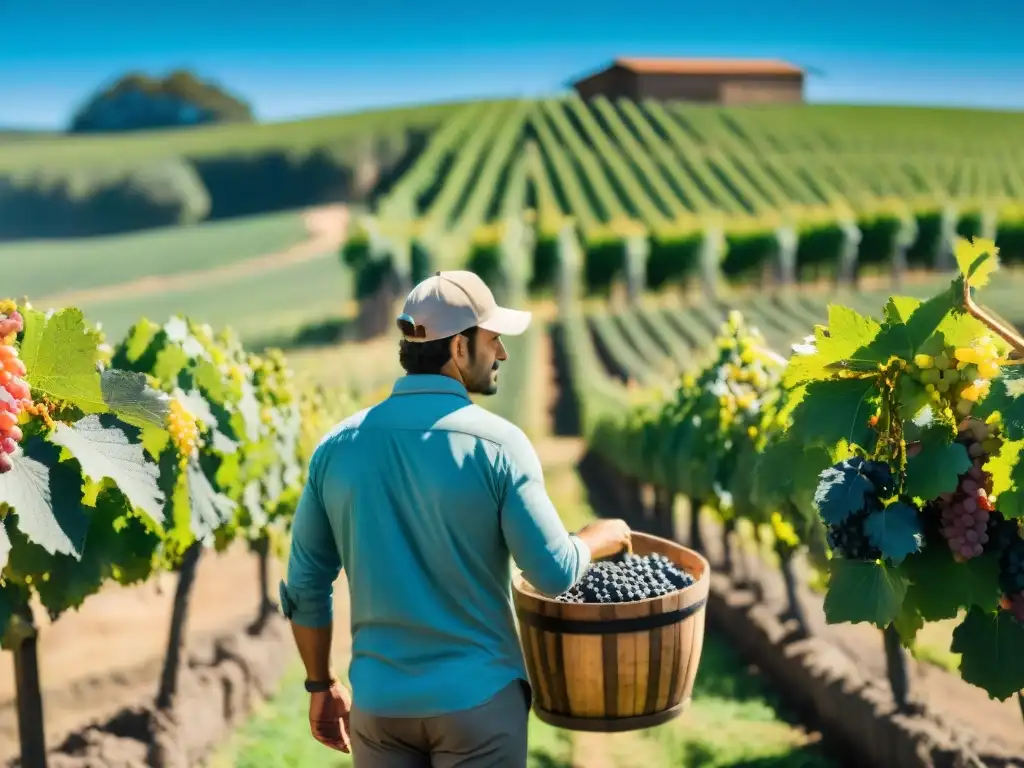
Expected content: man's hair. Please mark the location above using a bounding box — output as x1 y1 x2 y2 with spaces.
398 325 479 375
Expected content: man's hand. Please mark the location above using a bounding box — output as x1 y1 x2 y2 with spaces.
577 518 632 561
309 680 352 753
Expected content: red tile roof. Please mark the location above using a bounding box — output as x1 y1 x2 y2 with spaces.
613 58 803 76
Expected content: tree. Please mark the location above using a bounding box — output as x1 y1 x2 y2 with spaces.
68 69 254 133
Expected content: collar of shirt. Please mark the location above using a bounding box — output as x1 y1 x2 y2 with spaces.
389 374 471 401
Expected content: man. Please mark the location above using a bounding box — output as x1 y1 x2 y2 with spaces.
279 270 632 766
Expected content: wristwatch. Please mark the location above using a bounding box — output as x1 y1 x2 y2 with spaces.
304 678 336 693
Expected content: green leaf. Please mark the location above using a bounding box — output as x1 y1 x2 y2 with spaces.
902 546 1002 620
864 502 923 565
48 415 165 527
0 438 90 558
813 460 873 525
850 288 954 367
186 460 236 544
18 308 106 413
951 607 1024 700
985 437 1024 519
789 378 878 449
31 489 160 620
784 306 880 386
0 581 28 649
975 366 1024 441
823 558 907 628
0 518 8 570
904 442 971 500
154 344 189 385
955 238 999 287
100 369 171 429
893 596 925 644
883 296 920 324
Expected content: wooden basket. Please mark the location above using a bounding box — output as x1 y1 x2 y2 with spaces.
512 531 710 732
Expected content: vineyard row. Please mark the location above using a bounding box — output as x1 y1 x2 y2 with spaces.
552 227 1024 713
342 96 1024 295
0 300 357 767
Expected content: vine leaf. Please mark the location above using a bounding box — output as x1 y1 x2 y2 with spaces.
32 489 160 620
0 519 9 570
986 439 1024 520
100 369 171 429
823 559 906 628
49 415 165 527
0 438 89 559
864 502 922 565
893 596 925 644
975 365 1024 441
18 308 105 413
901 547 1002 620
784 306 880 386
904 442 971 500
789 378 877 449
813 460 873 525
951 607 1024 700
954 237 999 287
850 288 953 366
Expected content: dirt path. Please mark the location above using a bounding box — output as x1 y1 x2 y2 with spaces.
34 204 349 308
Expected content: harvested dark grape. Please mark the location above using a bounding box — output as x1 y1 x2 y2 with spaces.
555 553 696 604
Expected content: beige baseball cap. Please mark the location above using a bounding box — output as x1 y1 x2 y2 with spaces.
397 270 532 343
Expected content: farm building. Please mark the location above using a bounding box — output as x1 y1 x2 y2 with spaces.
571 58 805 105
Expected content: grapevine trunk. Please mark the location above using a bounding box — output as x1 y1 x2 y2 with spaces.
249 534 278 635
689 498 705 553
883 624 912 712
777 544 809 637
721 517 735 574
12 604 47 768
156 542 204 712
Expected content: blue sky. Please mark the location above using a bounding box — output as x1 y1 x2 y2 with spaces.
2 0 1023 129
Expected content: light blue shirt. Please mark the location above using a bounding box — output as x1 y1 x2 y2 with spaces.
279 374 591 717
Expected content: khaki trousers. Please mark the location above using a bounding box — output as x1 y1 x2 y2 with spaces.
349 680 532 768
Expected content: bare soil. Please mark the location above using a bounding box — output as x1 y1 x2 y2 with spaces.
0 543 352 764
34 204 349 308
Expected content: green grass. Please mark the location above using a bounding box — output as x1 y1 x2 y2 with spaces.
210 659 574 768
75 253 352 345
3 210 311 301
0 101 484 172
641 638 833 768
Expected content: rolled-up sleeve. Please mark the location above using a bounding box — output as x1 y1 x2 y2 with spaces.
498 428 590 597
281 445 342 627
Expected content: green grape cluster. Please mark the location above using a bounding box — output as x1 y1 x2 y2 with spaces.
908 336 1003 418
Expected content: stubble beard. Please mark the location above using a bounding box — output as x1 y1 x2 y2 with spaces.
468 361 500 396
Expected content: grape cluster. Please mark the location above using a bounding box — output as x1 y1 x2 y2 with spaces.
999 538 1024 622
167 397 200 470
0 303 29 474
819 457 894 561
933 419 1000 562
555 553 695 604
908 337 1002 418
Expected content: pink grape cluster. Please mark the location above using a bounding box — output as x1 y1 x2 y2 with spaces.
0 305 29 474
935 419 999 562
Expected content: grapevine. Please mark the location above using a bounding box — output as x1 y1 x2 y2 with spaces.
781 236 1024 701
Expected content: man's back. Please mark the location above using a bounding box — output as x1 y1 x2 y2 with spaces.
285 374 590 718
